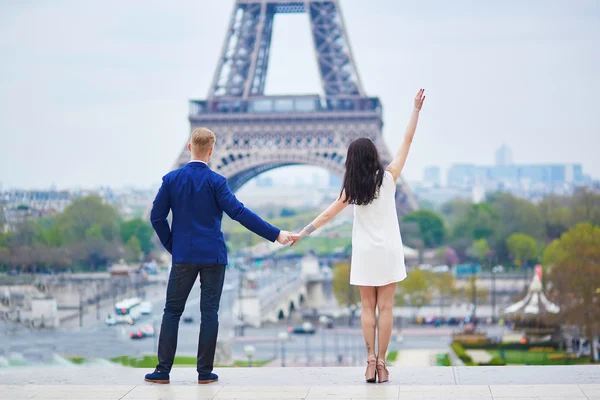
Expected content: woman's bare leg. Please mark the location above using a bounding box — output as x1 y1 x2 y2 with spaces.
359 286 377 357
376 282 397 361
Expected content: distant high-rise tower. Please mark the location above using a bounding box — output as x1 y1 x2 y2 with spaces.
423 166 441 187
495 144 513 166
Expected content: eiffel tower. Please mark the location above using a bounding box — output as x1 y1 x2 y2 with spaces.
174 0 417 214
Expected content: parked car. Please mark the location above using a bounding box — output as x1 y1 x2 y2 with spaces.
105 314 116 326
291 322 316 334
139 302 152 315
183 316 194 323
130 325 154 340
432 265 450 273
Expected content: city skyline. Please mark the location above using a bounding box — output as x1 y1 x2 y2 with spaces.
1 0 599 190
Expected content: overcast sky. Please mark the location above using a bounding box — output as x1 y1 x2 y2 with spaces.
1 0 598 190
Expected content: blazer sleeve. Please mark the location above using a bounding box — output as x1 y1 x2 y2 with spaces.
215 176 280 242
150 175 173 253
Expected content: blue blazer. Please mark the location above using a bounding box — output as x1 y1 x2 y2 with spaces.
150 161 280 264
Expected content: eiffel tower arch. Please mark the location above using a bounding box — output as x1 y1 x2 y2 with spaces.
174 0 418 214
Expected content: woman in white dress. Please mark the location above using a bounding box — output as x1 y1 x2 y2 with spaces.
291 89 426 383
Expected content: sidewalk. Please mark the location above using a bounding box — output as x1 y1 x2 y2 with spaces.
1 366 599 399
393 349 448 367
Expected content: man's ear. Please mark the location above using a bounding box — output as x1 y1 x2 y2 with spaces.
187 142 192 152
208 146 214 158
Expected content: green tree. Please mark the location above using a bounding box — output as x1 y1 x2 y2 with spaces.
58 196 120 244
120 218 154 254
569 188 600 227
332 261 360 307
440 199 472 226
402 210 446 248
467 238 491 262
396 269 434 317
537 195 572 240
507 233 538 287
449 203 497 257
544 223 600 362
487 192 545 261
127 236 142 260
506 233 538 267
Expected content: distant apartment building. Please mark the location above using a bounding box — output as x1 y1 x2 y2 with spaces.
447 163 586 194
0 187 157 229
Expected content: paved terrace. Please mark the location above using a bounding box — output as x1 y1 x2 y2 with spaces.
1 366 600 399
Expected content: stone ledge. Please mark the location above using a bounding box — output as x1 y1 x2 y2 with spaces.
1 366 599 386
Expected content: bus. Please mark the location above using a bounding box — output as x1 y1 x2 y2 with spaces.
114 297 142 323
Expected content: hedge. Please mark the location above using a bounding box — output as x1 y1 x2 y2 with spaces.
460 342 558 351
451 343 477 366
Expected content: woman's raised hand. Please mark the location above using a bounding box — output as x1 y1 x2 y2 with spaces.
414 88 426 111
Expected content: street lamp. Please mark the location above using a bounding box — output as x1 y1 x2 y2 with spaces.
319 315 329 366
278 331 289 367
244 345 255 368
349 304 357 327
303 322 312 366
471 264 477 327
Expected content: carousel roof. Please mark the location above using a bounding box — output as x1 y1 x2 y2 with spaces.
503 266 560 316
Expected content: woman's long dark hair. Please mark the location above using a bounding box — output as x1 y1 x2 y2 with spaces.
340 138 385 205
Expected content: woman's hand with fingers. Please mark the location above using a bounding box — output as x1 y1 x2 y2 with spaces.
414 88 426 111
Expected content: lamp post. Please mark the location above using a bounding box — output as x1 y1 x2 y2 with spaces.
349 303 357 328
319 315 329 366
491 265 499 323
278 331 289 367
244 345 255 368
471 264 477 326
303 322 312 366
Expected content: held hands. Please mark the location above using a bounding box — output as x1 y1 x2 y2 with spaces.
276 231 294 245
414 88 426 112
289 232 303 247
276 230 305 246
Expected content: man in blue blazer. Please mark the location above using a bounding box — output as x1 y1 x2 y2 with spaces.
145 128 292 384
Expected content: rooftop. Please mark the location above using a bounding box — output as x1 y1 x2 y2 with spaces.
1 366 599 399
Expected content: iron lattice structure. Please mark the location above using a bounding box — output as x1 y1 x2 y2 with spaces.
174 0 417 214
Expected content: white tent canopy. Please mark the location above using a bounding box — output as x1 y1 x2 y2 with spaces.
503 266 560 316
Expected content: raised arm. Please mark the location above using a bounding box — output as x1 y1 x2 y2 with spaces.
291 193 349 245
386 89 426 183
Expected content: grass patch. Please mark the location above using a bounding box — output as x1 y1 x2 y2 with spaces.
110 355 271 368
66 356 85 365
488 350 591 365
386 351 398 362
110 355 198 368
233 360 270 367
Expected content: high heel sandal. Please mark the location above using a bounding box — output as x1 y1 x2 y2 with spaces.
365 355 377 383
376 359 389 383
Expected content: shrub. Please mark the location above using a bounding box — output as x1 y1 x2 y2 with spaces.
479 356 506 366
528 347 556 352
451 342 473 364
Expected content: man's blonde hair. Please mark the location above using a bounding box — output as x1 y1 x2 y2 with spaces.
190 127 216 153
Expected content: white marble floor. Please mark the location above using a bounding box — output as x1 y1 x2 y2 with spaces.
0 366 599 399
1 383 599 399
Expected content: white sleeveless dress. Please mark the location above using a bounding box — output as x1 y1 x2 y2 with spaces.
350 170 408 287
